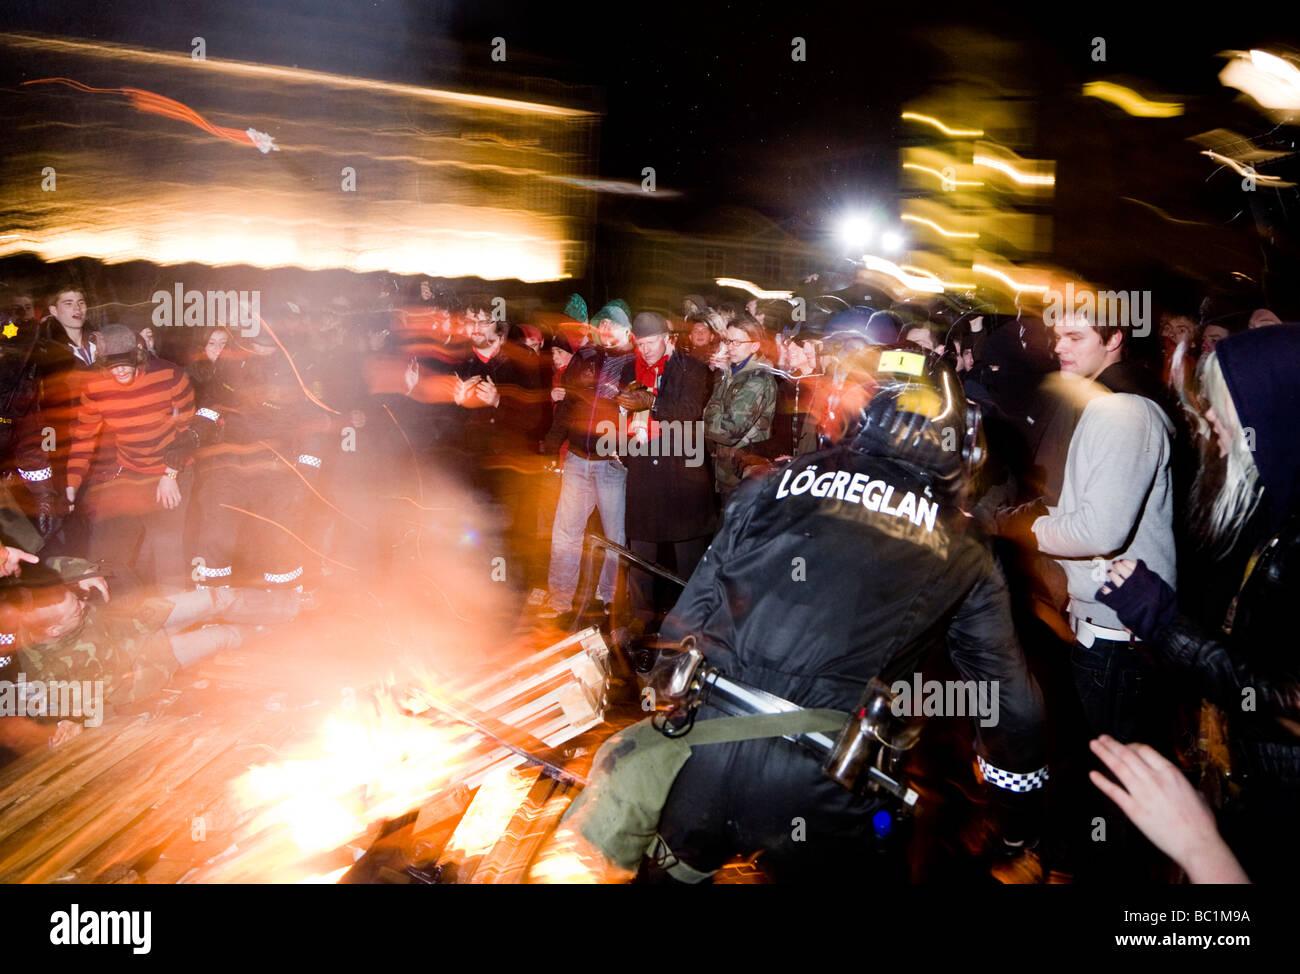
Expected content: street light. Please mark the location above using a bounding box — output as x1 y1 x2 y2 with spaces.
881 229 905 254
839 214 874 251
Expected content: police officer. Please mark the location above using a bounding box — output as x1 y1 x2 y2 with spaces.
184 318 331 590
648 344 1048 881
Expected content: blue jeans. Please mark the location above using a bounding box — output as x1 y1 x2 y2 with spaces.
547 454 627 611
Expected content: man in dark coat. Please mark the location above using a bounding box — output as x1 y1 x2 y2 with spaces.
619 312 716 630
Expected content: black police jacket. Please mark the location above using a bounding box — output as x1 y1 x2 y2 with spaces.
659 445 1047 779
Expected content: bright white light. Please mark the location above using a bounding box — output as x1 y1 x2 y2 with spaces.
839 215 874 251
881 230 904 254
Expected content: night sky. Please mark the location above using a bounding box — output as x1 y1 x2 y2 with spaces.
5 1 1300 292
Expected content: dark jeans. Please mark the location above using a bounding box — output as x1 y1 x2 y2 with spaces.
1069 635 1171 880
1069 636 1160 744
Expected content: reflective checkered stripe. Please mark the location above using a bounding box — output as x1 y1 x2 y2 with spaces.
977 755 1048 793
196 407 221 423
297 454 322 469
0 633 13 646
195 564 233 579
0 655 11 669
264 566 303 584
19 466 52 482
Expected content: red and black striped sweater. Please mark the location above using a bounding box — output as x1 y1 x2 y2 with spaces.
66 360 196 491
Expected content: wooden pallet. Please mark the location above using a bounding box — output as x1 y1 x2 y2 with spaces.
0 627 613 884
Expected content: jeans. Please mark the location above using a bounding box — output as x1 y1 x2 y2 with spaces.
163 587 301 667
1069 636 1158 744
547 454 626 611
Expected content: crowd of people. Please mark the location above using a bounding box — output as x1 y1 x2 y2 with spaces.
0 267 1296 884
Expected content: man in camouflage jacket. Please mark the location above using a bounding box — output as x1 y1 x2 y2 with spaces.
703 318 777 497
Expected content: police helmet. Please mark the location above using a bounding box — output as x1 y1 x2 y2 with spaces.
833 345 983 498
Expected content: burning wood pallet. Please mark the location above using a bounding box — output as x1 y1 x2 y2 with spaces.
0 627 614 884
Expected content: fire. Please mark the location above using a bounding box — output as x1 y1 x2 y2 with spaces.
233 690 473 861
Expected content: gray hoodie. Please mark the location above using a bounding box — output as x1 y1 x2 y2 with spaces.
1031 391 1176 631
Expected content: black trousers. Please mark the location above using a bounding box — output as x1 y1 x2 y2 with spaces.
654 708 907 883
193 455 308 587
628 536 711 628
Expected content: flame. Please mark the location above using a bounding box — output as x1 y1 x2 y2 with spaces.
233 691 473 859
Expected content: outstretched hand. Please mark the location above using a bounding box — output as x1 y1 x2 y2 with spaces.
1089 735 1248 883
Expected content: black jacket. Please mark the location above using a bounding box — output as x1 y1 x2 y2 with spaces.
453 344 545 460
542 344 635 459
624 351 716 542
659 446 1047 778
1149 513 1300 783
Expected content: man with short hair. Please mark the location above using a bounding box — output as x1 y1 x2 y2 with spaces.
453 299 546 596
1006 311 1176 741
995 309 1176 880
621 312 715 630
703 315 777 499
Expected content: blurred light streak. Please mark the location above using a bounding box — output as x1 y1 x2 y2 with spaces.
1 33 592 118
715 277 795 300
972 263 1050 295
900 112 984 137
1220 49 1300 112
1081 81 1183 117
1 33 592 281
1120 197 1213 226
900 214 979 239
23 77 277 151
858 255 945 294
1200 149 1291 186
900 265 976 290
901 162 984 187
218 504 359 572
972 154 1055 187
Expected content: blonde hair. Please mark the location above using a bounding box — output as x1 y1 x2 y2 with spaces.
1190 352 1262 555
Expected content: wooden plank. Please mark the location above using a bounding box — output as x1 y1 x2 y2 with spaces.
32 732 233 884
473 775 575 884
0 715 151 812
75 722 288 883
0 723 197 881
0 717 171 842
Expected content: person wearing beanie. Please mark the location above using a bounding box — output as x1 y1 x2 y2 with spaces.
538 306 636 621
621 312 716 630
63 323 197 592
1097 324 1300 883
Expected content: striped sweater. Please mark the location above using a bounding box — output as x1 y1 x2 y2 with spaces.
66 361 196 490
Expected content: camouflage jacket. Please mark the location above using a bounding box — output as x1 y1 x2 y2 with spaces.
703 357 777 491
11 557 178 715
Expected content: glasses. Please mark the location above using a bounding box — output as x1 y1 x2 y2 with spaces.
724 337 757 346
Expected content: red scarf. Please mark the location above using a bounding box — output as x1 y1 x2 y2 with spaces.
635 351 669 439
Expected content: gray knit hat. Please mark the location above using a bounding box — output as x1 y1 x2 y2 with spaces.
97 323 142 366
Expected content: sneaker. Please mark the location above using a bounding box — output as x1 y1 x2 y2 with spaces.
525 588 548 607
536 605 566 620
